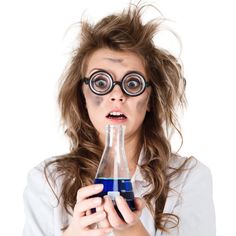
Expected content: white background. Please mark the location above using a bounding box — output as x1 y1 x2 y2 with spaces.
0 0 235 235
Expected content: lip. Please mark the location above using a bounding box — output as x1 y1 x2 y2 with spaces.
106 109 127 117
105 109 128 123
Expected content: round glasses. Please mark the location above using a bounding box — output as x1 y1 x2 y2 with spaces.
82 70 150 97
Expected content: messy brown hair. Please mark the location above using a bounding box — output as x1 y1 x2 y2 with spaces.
45 3 189 232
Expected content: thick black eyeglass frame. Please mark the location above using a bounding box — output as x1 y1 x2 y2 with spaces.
82 70 150 97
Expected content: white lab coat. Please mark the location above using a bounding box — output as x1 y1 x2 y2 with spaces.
23 154 216 236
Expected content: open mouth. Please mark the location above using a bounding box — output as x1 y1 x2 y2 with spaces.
106 111 127 120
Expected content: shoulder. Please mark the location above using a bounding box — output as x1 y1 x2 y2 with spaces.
167 155 213 196
27 156 58 182
23 157 70 235
164 155 215 218
169 155 212 180
25 156 61 207
169 154 207 171
164 156 216 235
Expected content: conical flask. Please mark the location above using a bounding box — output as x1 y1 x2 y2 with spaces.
94 124 136 215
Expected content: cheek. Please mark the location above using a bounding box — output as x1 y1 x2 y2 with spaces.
91 94 103 106
83 85 104 107
135 96 150 113
85 91 104 107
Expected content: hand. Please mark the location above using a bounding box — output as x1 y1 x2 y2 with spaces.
63 184 113 236
97 195 145 232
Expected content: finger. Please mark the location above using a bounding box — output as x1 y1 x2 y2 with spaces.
115 196 138 224
86 209 92 216
75 197 102 213
96 205 110 228
79 211 107 228
97 217 110 229
76 184 103 203
115 196 145 224
86 209 98 230
96 205 104 213
103 196 125 228
97 210 111 228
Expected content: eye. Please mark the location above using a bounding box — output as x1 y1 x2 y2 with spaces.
127 79 140 89
123 72 146 95
94 77 108 88
124 76 142 92
90 71 112 93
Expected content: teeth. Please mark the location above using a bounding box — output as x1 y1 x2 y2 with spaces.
109 112 123 116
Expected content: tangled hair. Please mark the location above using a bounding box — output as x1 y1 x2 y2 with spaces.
45 3 190 233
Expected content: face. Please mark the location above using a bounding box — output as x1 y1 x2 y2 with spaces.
82 48 151 144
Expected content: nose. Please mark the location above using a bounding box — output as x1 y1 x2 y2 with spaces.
109 84 126 102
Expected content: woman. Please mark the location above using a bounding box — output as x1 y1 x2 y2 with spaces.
23 4 215 236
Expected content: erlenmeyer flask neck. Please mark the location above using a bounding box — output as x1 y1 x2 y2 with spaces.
95 124 129 179
106 125 125 148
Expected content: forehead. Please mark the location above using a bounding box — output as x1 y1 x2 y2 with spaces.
86 48 146 75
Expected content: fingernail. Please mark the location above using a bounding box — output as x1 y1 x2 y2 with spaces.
116 196 123 203
94 184 103 190
103 195 111 200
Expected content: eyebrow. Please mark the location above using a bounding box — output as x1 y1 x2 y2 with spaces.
103 57 124 63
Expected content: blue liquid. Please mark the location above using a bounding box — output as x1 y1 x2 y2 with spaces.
94 178 136 217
